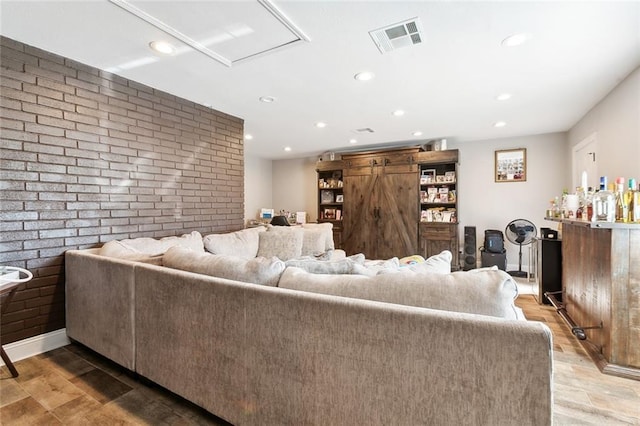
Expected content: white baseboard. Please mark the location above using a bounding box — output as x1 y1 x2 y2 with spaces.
0 328 70 366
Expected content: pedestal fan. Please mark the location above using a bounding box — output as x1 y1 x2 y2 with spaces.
505 219 537 278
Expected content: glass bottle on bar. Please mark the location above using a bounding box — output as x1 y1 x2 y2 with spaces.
623 178 636 223
633 182 640 223
585 186 594 221
592 178 615 223
614 177 628 222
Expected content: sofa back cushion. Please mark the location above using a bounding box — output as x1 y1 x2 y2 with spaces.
203 227 266 260
278 267 520 319
99 231 204 263
164 246 285 287
257 227 304 260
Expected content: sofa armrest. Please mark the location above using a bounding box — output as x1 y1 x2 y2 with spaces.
65 249 136 370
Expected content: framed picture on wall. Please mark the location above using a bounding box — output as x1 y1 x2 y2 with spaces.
495 148 526 182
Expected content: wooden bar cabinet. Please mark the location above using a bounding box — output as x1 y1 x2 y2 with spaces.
554 219 640 380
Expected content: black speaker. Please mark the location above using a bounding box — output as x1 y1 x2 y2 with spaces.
463 226 477 271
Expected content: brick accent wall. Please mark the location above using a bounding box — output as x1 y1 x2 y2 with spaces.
0 36 244 344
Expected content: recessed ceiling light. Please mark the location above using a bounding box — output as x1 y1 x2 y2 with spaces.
244 134 253 140
283 146 292 152
392 110 405 117
259 96 276 103
494 121 507 128
315 122 327 128
496 93 512 101
349 139 358 144
412 131 423 137
501 33 532 47
149 41 175 55
354 71 375 81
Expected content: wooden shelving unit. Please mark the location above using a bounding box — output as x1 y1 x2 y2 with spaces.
417 150 460 269
316 160 344 249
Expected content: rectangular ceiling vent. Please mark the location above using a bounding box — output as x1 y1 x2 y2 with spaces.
355 128 375 133
369 17 423 54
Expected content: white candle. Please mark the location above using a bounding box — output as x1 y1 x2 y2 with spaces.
581 171 588 190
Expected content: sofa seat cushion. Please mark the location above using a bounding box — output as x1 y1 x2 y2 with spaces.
203 227 265 260
278 267 520 319
99 231 204 263
164 246 285 287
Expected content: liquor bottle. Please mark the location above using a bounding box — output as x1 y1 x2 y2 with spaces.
592 181 615 222
575 187 584 220
634 182 640 223
623 178 636 223
585 187 594 221
615 177 627 222
553 196 561 218
614 177 625 222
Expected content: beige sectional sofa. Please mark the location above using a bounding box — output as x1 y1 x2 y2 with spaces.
65 227 553 425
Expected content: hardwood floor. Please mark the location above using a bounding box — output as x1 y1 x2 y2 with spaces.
1 295 639 425
0 344 230 425
516 295 640 425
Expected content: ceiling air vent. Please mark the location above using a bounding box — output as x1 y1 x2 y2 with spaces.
355 128 375 133
369 17 423 54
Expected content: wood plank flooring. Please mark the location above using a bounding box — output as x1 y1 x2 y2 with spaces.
1 294 639 425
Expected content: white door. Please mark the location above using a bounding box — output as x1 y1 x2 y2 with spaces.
573 133 598 190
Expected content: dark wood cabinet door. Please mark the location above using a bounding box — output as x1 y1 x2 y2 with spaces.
343 171 378 258
420 223 459 269
343 165 418 259
375 170 418 259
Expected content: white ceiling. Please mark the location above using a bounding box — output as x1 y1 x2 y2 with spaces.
1 1 639 160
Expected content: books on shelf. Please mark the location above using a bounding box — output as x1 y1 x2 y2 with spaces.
421 170 456 185
420 208 457 223
420 187 456 204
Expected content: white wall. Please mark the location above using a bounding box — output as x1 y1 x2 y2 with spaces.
271 157 318 222
244 154 273 223
248 67 639 269
568 66 640 183
267 132 567 270
453 133 567 270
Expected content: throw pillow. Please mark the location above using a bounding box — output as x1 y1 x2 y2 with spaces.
301 222 335 251
98 240 164 265
257 228 304 261
203 227 265 260
284 258 358 274
301 229 328 257
99 231 204 258
403 250 452 274
353 257 401 276
164 246 285 287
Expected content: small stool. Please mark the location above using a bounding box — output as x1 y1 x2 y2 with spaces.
1 266 33 378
